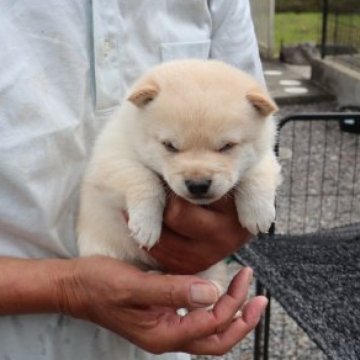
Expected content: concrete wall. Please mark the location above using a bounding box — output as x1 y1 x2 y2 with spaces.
250 0 275 59
311 58 360 106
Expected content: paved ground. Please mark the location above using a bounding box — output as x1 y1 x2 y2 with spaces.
262 61 333 105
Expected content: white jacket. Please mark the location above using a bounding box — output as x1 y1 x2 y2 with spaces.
0 0 263 359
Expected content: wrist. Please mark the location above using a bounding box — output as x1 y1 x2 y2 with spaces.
0 257 78 316
46 257 83 317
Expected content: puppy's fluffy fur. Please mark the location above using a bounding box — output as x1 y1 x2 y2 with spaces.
77 60 281 293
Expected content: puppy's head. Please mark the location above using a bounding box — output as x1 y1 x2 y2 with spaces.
126 60 278 205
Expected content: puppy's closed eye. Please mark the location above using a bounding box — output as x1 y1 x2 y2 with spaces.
218 143 237 152
162 141 179 153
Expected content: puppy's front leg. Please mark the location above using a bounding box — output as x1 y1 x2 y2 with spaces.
124 167 166 250
88 157 166 250
235 152 281 235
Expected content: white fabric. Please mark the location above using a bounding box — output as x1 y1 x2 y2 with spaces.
0 0 263 359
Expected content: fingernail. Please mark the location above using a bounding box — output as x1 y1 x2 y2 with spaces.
247 268 253 285
262 298 269 311
190 283 219 306
259 298 269 318
254 298 269 324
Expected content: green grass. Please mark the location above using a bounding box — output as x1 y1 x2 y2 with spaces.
275 12 322 54
274 12 360 55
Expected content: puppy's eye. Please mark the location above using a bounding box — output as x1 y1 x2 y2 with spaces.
162 141 179 153
218 143 236 152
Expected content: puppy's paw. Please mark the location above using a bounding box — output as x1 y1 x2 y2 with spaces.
236 200 275 235
128 207 162 249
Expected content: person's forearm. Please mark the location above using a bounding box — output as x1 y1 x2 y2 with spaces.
0 257 76 316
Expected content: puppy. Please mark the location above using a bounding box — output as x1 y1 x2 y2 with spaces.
77 59 281 297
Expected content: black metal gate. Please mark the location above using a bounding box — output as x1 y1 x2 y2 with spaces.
321 0 360 70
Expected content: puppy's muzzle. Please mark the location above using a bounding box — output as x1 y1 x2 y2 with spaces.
185 178 212 197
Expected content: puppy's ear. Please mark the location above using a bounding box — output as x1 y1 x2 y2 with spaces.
246 90 278 117
127 82 159 108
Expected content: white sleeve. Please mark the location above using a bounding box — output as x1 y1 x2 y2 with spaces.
208 0 265 85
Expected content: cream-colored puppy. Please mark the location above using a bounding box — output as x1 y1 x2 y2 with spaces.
77 60 281 294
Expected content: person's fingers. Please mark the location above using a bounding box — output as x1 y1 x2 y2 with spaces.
182 296 268 355
137 293 267 355
128 272 219 309
124 267 262 355
211 267 253 333
241 296 269 329
164 195 251 245
148 228 201 274
207 193 237 214
165 191 237 216
155 268 255 347
164 196 243 242
163 196 218 239
149 225 229 274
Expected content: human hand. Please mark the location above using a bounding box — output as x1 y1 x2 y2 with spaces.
148 195 251 274
60 257 267 355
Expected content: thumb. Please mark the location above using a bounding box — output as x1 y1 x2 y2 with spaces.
130 273 219 309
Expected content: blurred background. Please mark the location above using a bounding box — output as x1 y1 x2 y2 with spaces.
194 1 360 360
251 0 360 107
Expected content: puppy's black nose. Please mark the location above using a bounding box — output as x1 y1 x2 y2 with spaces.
185 179 212 196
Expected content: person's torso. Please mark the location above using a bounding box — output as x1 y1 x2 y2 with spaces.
0 1 218 359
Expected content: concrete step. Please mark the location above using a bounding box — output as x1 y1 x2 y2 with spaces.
263 60 334 105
